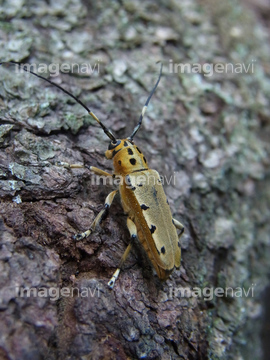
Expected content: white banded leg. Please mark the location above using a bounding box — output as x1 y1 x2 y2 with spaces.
108 217 137 289
56 162 113 178
74 190 118 241
55 162 115 240
172 218 184 239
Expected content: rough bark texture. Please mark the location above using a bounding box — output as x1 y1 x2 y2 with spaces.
0 0 270 359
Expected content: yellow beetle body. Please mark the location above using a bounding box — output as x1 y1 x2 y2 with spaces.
106 139 181 280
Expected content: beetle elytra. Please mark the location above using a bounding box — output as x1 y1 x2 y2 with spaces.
1 61 184 288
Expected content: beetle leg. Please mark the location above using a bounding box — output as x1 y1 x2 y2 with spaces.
74 190 118 241
89 166 113 178
172 218 184 239
108 217 137 289
56 162 113 178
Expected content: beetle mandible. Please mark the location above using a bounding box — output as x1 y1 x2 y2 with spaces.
1 61 184 288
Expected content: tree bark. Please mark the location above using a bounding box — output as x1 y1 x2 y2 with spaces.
0 0 270 359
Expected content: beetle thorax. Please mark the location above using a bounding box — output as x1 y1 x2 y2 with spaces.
105 139 149 175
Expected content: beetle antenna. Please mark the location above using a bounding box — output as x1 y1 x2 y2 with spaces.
0 61 117 142
129 63 163 141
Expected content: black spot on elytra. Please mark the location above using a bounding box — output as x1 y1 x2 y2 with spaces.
149 225 156 234
161 246 166 254
143 156 147 163
131 186 136 191
136 147 142 154
141 204 149 210
138 183 143 187
128 148 134 155
130 158 136 166
118 160 121 165
124 141 128 147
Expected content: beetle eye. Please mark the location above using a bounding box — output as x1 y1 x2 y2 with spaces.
108 140 121 150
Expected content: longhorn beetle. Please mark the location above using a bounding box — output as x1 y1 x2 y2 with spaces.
1 61 184 288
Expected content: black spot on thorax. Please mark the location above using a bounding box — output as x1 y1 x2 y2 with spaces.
112 149 121 157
